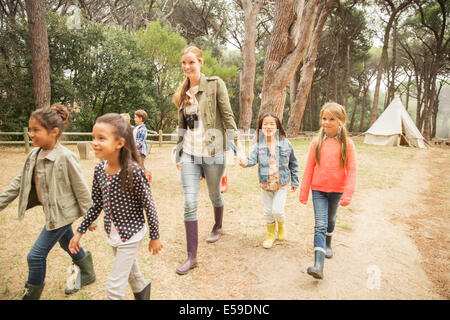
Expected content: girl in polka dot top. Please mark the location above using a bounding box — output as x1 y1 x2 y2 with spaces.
69 113 163 300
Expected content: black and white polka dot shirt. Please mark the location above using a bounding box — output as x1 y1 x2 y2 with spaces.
77 161 160 241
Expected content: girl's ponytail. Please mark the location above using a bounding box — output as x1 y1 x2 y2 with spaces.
339 125 348 168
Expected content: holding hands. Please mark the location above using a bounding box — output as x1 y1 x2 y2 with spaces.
69 231 83 254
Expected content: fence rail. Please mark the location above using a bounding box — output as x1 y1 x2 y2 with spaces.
0 129 182 153
1 128 361 153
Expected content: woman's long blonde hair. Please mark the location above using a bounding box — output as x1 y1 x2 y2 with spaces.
172 46 204 109
315 102 349 168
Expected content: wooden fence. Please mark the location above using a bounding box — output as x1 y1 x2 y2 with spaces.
0 128 257 153
0 128 363 154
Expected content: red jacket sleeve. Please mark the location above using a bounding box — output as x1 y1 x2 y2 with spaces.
341 139 357 203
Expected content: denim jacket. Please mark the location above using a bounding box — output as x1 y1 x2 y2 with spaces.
0 142 95 230
246 137 300 187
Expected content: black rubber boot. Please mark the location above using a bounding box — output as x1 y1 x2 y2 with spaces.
325 236 333 259
307 250 325 279
133 282 151 300
22 282 45 300
176 220 198 275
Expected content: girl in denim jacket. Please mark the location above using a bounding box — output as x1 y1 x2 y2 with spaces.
0 105 96 299
240 113 299 249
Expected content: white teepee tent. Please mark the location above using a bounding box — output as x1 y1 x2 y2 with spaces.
364 95 426 148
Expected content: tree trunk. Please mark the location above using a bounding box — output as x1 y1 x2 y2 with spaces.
286 0 335 137
405 72 411 110
26 0 51 109
369 0 412 125
387 17 398 106
359 87 368 132
258 0 319 120
349 88 362 132
237 0 264 131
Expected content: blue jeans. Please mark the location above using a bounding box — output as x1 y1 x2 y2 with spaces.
180 152 225 221
311 190 342 253
27 224 85 285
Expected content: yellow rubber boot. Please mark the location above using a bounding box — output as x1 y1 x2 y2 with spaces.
263 224 276 249
277 222 286 240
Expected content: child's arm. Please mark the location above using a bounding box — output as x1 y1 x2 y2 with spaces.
69 169 103 253
135 167 163 255
75 166 103 233
299 141 316 204
0 173 22 211
340 140 357 206
66 152 97 230
240 143 258 168
287 141 300 190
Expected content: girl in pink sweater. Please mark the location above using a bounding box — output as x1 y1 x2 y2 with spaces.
299 102 357 279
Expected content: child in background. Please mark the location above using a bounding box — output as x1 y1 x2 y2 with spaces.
240 113 299 249
133 109 152 182
69 113 163 300
0 105 96 299
299 102 357 280
133 109 148 166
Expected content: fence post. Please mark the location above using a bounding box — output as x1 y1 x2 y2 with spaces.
159 130 162 147
24 127 30 154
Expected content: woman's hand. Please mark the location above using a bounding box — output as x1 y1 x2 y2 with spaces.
149 238 163 255
69 231 83 254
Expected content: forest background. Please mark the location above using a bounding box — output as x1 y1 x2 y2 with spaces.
0 0 449 140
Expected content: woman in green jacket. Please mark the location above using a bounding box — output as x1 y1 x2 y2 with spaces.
172 46 243 275
0 105 96 299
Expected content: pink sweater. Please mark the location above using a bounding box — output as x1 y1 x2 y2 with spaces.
299 138 357 203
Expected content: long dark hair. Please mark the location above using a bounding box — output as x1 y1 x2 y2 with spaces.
30 104 69 138
256 112 286 142
95 113 142 193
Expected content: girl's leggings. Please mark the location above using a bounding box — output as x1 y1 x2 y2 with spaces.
311 190 343 253
27 224 85 285
261 186 288 225
106 240 150 300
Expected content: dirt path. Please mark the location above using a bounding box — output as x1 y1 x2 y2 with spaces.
239 148 448 299
150 145 448 300
0 143 448 300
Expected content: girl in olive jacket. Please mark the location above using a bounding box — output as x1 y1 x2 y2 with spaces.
0 105 96 299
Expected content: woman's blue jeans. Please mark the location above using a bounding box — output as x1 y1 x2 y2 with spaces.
27 224 85 285
180 152 225 221
311 190 342 253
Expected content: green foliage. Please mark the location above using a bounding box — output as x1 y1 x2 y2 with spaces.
1 13 159 135
0 19 34 136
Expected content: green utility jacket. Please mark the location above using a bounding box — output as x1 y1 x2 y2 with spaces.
177 73 239 159
0 141 95 230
